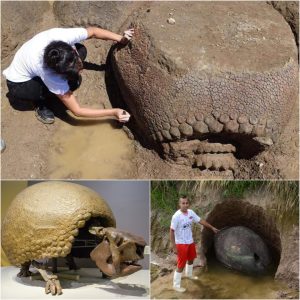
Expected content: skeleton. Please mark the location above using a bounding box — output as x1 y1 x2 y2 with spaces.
1 182 147 295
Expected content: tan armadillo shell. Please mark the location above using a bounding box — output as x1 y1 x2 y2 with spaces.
2 182 116 266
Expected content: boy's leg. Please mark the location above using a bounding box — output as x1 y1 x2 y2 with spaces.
185 243 198 279
6 77 54 124
173 244 187 292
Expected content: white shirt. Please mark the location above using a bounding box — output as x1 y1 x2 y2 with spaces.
2 28 88 95
170 209 201 244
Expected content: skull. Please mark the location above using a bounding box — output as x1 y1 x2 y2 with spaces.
89 227 146 277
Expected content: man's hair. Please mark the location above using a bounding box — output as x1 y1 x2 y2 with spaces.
43 41 79 81
178 195 188 203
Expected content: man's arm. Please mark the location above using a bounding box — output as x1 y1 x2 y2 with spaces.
199 219 219 234
170 228 177 254
86 27 133 44
57 91 130 122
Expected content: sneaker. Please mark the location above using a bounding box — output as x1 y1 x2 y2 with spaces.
173 287 186 293
35 106 55 124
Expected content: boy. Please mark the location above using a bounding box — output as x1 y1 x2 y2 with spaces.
170 195 219 292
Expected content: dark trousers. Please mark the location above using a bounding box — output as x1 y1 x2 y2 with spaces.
6 43 87 107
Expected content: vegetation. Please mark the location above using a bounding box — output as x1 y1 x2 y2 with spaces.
151 181 299 228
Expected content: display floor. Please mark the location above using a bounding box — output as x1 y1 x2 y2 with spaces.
1 267 149 299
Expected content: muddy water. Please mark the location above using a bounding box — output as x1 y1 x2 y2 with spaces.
151 260 296 299
47 119 135 179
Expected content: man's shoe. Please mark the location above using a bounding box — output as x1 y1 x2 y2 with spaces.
173 271 186 293
35 106 55 124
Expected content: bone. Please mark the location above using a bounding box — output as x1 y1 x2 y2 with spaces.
169 140 200 154
30 273 80 281
169 140 232 155
195 153 236 170
253 136 274 146
195 142 236 154
174 157 191 165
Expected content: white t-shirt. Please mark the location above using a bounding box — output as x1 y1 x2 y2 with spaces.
2 28 88 95
170 209 201 244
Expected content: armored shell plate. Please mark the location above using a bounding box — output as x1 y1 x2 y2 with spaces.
2 181 116 265
214 226 271 275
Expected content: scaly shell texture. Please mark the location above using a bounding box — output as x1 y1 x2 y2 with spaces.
112 2 298 148
2 181 116 266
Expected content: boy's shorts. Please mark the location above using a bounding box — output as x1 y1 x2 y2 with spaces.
176 243 197 268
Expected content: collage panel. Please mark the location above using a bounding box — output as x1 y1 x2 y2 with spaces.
0 0 299 300
150 180 299 299
1 180 150 299
1 1 298 180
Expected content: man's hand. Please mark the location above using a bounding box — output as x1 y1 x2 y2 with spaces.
212 227 219 234
115 108 131 123
172 245 177 255
119 28 134 45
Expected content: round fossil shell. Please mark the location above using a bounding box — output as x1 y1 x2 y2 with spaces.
1 181 116 266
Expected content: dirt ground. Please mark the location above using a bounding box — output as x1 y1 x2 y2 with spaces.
1 2 298 180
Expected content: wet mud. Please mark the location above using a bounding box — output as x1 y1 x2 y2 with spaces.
48 119 134 179
151 260 296 299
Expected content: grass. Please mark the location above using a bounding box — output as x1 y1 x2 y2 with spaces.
151 181 299 229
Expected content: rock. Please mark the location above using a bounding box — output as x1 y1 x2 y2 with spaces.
167 17 176 25
253 137 274 146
